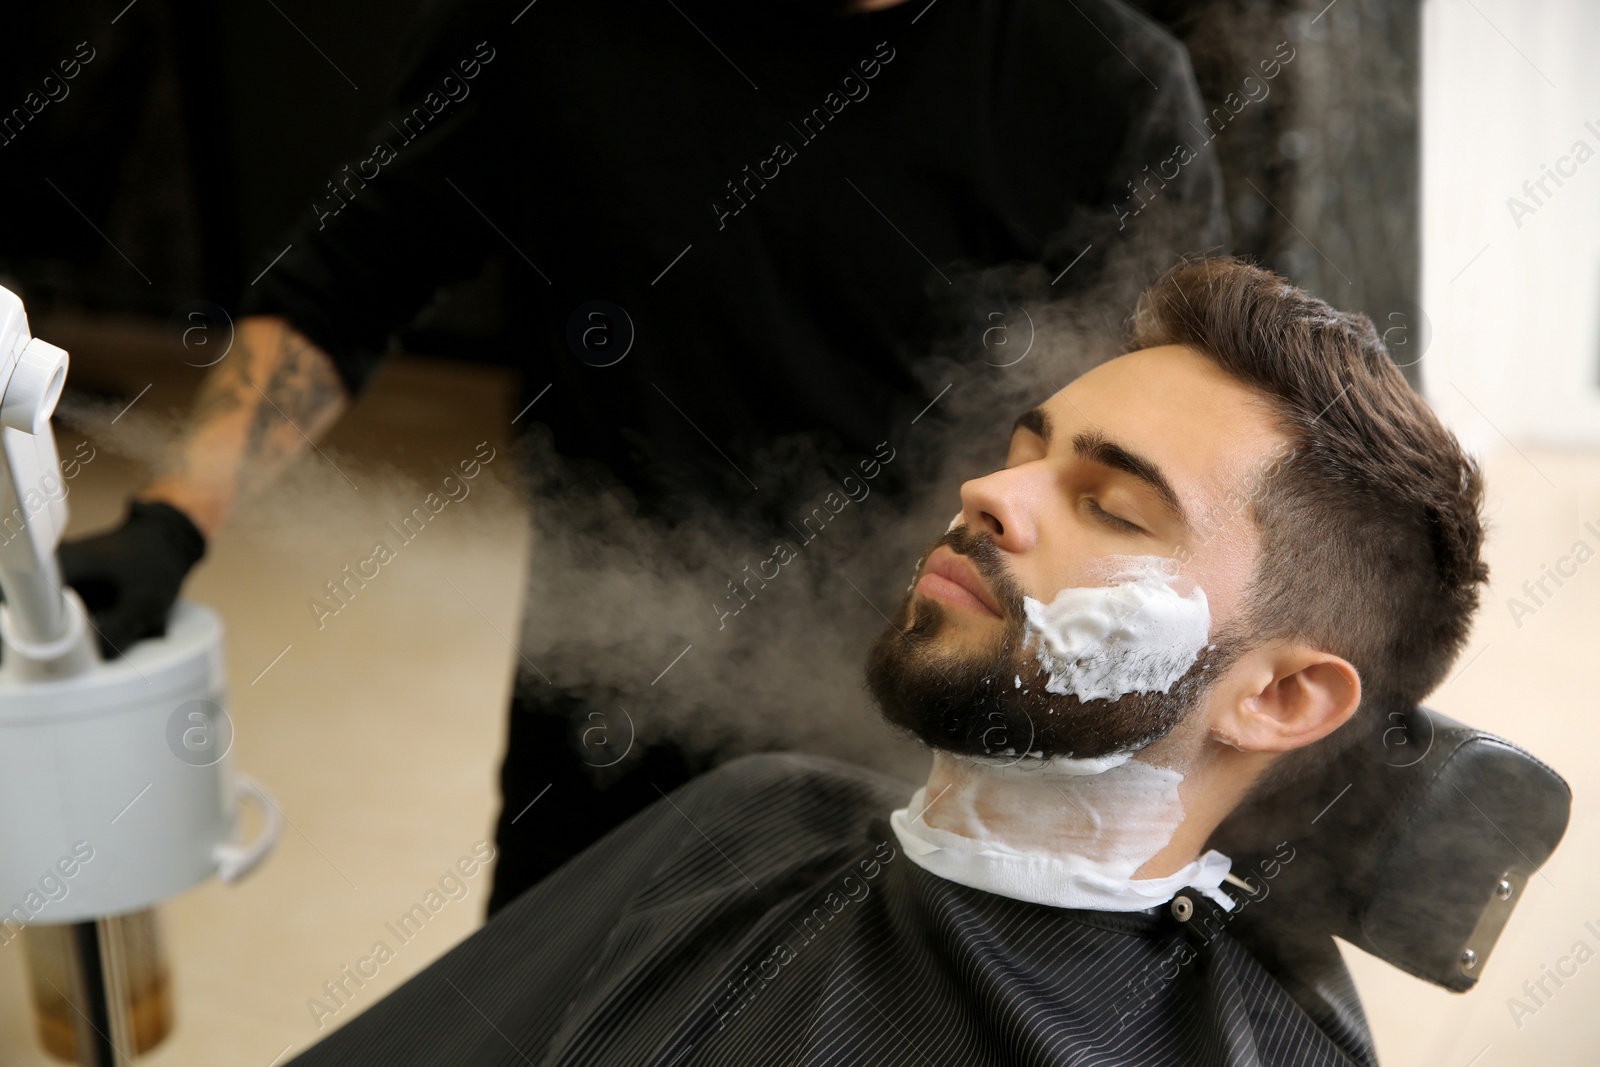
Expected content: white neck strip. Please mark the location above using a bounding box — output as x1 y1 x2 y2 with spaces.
890 786 1237 914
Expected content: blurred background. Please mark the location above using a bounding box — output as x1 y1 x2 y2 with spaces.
0 0 1595 1064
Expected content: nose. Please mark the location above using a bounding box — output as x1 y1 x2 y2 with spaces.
958 467 1039 553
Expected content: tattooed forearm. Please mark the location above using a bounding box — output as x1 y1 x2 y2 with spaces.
189 335 256 424
242 328 346 471
139 316 350 539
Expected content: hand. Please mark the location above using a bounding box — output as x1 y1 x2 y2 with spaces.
52 499 208 659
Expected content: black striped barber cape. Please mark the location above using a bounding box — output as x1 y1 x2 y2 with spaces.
288 753 1378 1066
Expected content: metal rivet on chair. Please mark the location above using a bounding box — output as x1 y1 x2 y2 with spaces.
1461 948 1478 971
1171 895 1193 922
1495 879 1514 901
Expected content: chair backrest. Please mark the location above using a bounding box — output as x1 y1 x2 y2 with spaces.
1207 706 1570 992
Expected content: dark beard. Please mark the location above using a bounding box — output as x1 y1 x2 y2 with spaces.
865 525 1242 761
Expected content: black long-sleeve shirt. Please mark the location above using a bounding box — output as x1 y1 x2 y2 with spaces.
241 0 1227 521
285 753 1376 1066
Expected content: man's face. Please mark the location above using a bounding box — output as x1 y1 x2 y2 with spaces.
867 344 1288 762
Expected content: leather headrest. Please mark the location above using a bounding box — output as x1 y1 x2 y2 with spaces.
1207 706 1569 991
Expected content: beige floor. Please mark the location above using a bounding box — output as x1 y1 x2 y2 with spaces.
0 323 1594 1066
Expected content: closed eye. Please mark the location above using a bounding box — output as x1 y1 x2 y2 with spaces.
1087 499 1144 535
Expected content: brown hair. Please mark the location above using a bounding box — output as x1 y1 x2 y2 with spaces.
1128 256 1490 788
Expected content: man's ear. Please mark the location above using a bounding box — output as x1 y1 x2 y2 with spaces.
1210 640 1362 754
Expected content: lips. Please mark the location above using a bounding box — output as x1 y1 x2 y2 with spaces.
918 545 1003 617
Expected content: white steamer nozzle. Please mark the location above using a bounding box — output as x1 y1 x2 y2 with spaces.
0 287 96 681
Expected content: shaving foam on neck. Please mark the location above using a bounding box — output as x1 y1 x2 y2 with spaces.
935 751 1186 869
892 750 1237 911
1022 556 1210 702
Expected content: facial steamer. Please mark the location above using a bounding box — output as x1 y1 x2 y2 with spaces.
0 285 280 1065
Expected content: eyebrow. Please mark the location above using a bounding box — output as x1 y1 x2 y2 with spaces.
1010 408 1190 531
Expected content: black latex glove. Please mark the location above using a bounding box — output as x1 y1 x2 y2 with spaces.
49 499 208 659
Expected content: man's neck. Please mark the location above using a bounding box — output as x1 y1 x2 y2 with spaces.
917 746 1225 881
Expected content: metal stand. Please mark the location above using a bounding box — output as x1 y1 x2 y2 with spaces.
65 920 133 1067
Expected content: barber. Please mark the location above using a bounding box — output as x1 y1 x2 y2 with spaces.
55 0 1227 914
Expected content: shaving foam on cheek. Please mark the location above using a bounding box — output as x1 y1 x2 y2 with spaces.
1021 556 1210 702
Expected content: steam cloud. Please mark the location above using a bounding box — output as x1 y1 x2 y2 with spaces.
510 245 1169 784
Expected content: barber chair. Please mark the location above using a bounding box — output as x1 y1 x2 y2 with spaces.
1203 706 1570 1043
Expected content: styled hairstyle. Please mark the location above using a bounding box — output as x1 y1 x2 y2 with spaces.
1128 256 1489 787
